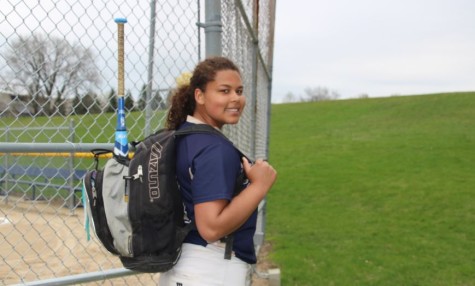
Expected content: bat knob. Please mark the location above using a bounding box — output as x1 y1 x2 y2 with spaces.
114 18 128 24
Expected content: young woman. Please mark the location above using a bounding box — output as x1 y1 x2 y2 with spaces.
159 57 277 286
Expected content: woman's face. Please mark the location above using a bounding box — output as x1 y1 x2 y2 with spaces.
193 69 245 129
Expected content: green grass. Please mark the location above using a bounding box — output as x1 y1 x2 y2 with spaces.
0 110 166 143
267 92 475 285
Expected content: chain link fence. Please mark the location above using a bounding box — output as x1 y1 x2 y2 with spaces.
0 0 275 284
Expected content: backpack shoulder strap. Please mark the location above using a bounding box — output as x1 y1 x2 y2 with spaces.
174 123 221 137
174 124 250 160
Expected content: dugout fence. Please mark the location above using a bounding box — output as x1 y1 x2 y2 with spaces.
0 122 82 209
0 0 276 284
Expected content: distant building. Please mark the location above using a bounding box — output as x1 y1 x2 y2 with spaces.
0 91 35 117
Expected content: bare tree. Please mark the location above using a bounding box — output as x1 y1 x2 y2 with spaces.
125 90 135 111
136 84 168 111
107 88 117 112
1 33 100 115
137 84 147 110
283 92 297 103
73 92 102 115
303 86 340 102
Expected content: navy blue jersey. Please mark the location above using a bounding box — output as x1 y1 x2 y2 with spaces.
175 122 257 264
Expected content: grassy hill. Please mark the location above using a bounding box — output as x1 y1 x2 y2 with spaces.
266 92 475 285
1 91 473 284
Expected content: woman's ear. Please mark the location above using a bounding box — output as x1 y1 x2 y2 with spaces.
195 88 205 105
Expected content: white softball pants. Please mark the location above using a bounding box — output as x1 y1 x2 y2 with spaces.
158 243 252 286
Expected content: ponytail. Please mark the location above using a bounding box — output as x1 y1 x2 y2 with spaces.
166 84 195 130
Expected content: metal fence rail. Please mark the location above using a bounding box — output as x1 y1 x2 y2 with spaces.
0 0 276 284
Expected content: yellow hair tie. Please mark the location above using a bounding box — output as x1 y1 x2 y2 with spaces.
176 72 192 88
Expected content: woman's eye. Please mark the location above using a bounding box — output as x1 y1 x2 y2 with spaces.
219 88 243 95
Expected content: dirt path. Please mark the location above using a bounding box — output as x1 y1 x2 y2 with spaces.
1 196 274 285
0 197 157 285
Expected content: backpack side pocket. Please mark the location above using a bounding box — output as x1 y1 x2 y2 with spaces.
102 158 134 257
83 169 120 255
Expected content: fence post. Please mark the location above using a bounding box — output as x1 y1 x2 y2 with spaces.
145 0 157 136
197 0 202 61
249 0 259 160
204 0 222 57
266 0 277 160
68 120 75 211
1 127 10 200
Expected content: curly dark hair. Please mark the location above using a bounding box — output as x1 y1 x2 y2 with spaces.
166 57 241 130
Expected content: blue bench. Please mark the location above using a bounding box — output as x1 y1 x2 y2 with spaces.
0 165 86 208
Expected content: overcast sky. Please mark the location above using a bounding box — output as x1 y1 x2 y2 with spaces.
271 0 475 103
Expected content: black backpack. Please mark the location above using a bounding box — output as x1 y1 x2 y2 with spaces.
82 124 247 273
